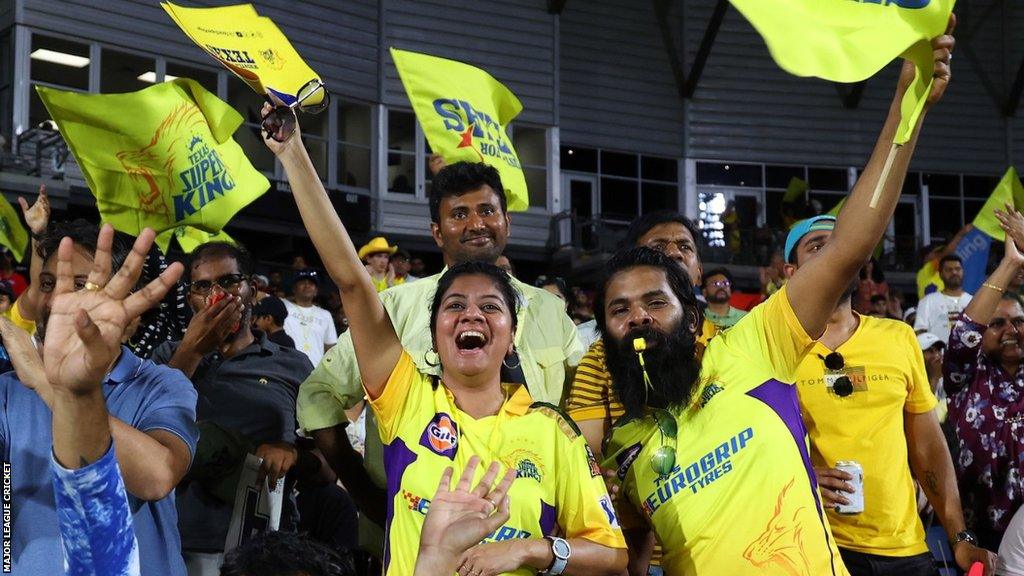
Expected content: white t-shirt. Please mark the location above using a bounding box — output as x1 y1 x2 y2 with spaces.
1000 506 1024 575
914 291 973 344
282 300 338 366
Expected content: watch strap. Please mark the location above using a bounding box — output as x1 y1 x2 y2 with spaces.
542 536 570 575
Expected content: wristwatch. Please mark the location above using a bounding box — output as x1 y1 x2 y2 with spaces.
541 536 571 575
952 530 978 547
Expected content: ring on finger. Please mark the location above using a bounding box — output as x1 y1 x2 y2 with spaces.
84 281 102 292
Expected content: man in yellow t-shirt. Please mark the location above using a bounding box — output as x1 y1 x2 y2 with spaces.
371 351 625 576
784 216 996 574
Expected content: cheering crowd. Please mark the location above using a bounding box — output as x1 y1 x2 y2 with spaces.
9 13 1024 576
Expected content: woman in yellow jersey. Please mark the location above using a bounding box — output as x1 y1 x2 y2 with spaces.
262 103 627 576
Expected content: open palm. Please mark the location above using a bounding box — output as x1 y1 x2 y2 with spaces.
42 226 182 393
420 457 515 556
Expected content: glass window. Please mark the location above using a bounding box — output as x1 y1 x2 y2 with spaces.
765 190 786 229
641 156 678 183
600 178 638 220
641 182 678 213
698 190 727 248
227 76 266 126
513 126 546 168
765 165 805 189
30 35 89 90
929 198 962 240
339 102 371 146
101 50 152 93
809 192 844 214
601 151 638 178
524 167 547 208
561 146 597 172
304 138 327 180
387 110 416 194
808 167 848 191
923 172 960 197
235 123 276 173
166 62 219 94
695 162 762 187
964 175 1000 199
901 172 921 195
964 199 985 224
338 145 370 189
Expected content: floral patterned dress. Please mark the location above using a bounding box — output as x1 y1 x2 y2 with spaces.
944 313 1024 548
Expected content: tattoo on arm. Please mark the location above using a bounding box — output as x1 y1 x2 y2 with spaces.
924 471 940 495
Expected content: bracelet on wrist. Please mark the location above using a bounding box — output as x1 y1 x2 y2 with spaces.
982 282 1006 294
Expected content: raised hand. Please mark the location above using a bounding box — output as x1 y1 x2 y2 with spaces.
19 185 50 236
260 97 300 157
416 457 515 574
898 13 955 107
42 225 182 394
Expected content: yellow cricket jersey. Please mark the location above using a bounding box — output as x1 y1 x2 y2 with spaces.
370 351 626 576
794 314 937 556
603 288 850 576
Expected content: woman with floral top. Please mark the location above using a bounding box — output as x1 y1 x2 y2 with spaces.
944 206 1024 550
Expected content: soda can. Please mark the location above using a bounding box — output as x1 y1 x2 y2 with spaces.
834 460 864 514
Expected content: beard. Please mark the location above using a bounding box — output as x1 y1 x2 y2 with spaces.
603 321 702 418
706 289 730 304
944 276 963 290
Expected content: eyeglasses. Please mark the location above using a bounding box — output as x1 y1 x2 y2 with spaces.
650 408 678 479
261 79 331 142
187 273 248 296
821 351 853 397
709 280 731 288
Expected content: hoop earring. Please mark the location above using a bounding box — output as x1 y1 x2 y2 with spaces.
502 351 521 370
423 348 440 368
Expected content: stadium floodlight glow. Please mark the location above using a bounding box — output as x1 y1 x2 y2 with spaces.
30 49 90 68
137 71 179 83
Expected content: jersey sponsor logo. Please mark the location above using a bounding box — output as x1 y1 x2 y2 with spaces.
698 383 724 408
516 458 542 483
420 413 460 460
641 427 754 517
402 489 430 513
616 443 643 480
402 489 532 541
598 495 620 529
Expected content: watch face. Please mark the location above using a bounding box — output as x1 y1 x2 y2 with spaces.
552 538 571 558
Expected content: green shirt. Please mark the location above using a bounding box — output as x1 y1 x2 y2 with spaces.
704 306 747 329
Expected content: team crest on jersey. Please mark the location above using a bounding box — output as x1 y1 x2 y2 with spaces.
420 413 460 460
507 449 545 483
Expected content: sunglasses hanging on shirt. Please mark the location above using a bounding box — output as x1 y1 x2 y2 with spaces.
820 351 854 397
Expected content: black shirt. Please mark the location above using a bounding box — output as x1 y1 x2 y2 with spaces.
267 329 296 349
151 331 313 552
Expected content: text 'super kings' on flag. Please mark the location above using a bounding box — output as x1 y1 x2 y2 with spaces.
161 2 323 107
390 48 529 212
36 79 269 252
0 194 28 262
728 0 956 145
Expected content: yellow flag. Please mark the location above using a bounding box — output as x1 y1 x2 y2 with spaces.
160 226 235 253
783 177 808 203
391 48 529 211
971 167 1024 241
161 2 323 106
0 195 28 262
37 79 269 252
728 0 955 144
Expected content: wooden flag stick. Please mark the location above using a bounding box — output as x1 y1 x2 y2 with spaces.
868 143 901 209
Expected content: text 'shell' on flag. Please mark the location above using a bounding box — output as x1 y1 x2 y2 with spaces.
390 48 529 212
36 79 269 252
161 2 323 107
728 0 956 144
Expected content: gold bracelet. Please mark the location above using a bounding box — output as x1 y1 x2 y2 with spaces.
982 282 1006 294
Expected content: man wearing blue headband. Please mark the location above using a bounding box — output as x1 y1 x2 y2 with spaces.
783 216 996 575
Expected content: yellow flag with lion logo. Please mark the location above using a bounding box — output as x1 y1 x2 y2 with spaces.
36 79 268 252
391 48 529 211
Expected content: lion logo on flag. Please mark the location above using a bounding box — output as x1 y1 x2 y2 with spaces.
116 102 207 219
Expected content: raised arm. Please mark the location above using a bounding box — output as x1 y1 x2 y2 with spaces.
787 25 954 338
13 184 51 324
262 105 402 397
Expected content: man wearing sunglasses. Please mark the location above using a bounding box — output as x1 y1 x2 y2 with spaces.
151 241 331 574
783 215 995 575
597 29 962 576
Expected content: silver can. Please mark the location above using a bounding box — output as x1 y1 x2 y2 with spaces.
833 460 864 515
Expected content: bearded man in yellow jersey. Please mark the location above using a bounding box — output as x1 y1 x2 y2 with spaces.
784 216 997 575
599 25 956 576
